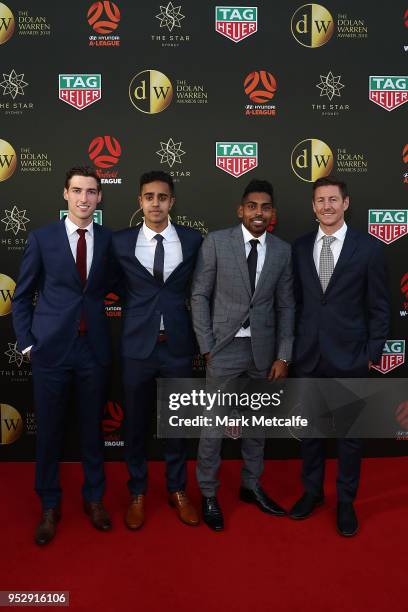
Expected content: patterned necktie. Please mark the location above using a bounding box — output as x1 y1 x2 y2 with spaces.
76 228 87 332
153 234 164 284
242 238 259 329
319 235 336 292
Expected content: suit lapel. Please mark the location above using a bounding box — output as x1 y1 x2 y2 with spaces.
304 230 322 295
59 218 82 288
231 225 252 298
85 222 102 289
129 225 158 284
253 232 273 297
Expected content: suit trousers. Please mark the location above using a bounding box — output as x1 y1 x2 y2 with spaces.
296 358 364 502
31 335 107 510
197 338 268 497
122 342 192 495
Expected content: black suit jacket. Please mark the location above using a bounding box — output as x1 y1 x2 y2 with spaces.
292 226 390 375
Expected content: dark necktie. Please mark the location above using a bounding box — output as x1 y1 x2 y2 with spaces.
153 234 164 284
76 228 87 332
242 238 259 329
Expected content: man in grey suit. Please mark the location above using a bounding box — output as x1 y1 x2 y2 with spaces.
191 179 295 531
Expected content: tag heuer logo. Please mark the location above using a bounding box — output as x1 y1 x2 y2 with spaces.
369 76 408 111
372 340 405 374
60 210 103 225
216 142 258 178
215 6 258 42
368 210 408 244
59 74 102 110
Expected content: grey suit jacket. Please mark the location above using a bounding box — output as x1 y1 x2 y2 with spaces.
191 224 295 371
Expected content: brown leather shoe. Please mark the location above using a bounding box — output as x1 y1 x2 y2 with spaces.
125 495 145 530
169 491 200 526
35 507 61 546
83 501 112 531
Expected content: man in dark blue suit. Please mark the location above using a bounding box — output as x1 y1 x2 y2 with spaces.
289 176 389 536
112 170 202 530
12 166 114 545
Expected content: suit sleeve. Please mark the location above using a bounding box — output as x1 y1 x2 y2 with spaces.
190 234 217 354
275 247 295 362
12 231 42 352
366 242 390 362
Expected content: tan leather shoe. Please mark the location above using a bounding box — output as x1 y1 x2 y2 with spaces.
169 491 200 526
125 495 145 530
83 501 112 531
35 507 61 546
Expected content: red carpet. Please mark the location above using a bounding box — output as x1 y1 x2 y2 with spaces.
1 458 407 612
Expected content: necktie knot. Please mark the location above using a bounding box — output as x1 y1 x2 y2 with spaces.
154 234 164 243
249 239 259 250
322 235 335 246
77 228 87 237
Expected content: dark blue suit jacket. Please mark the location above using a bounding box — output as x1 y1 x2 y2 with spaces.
12 219 113 367
112 223 203 360
292 226 390 375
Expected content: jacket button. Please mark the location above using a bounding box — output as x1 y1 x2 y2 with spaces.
250 304 253 309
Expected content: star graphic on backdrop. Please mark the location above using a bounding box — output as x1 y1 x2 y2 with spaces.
155 2 185 32
316 71 344 101
1 205 30 235
0 69 28 100
4 342 30 368
156 138 186 167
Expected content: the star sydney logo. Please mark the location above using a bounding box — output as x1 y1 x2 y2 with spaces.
156 138 185 168
156 2 185 32
316 71 344 100
4 341 29 368
1 206 30 235
0 69 28 99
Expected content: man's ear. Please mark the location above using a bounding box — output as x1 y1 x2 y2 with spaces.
237 204 244 219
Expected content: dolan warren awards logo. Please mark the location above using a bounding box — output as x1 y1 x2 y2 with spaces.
59 74 102 110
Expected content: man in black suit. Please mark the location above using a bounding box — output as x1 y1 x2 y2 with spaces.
289 176 389 536
12 166 114 545
112 171 202 530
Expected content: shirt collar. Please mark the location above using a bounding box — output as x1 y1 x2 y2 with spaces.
65 216 94 237
241 223 266 246
316 222 347 243
143 220 174 241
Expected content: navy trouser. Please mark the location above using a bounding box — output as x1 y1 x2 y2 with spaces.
31 336 107 510
122 343 192 495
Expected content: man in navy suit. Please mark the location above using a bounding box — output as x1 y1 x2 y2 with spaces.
289 176 389 536
112 170 202 530
12 166 114 545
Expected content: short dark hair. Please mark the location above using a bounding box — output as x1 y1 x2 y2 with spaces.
242 179 274 204
140 170 174 195
65 166 101 191
313 175 348 200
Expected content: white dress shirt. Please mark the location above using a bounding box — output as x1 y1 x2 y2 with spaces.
235 224 267 338
135 221 183 330
22 216 94 354
65 216 94 277
313 222 347 272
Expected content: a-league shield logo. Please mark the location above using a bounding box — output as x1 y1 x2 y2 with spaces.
372 340 405 374
369 76 408 111
216 142 258 178
215 6 258 43
59 74 102 110
368 210 408 244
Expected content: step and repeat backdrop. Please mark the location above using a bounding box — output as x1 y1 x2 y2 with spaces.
0 0 407 460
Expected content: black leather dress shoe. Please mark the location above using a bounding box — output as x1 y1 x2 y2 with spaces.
239 485 286 516
35 507 61 546
289 492 324 520
337 502 358 537
202 496 224 531
84 501 112 531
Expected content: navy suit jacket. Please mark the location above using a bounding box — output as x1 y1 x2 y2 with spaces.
112 223 203 360
292 226 390 375
12 219 114 367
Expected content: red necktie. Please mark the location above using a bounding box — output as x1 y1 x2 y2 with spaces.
76 229 87 332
